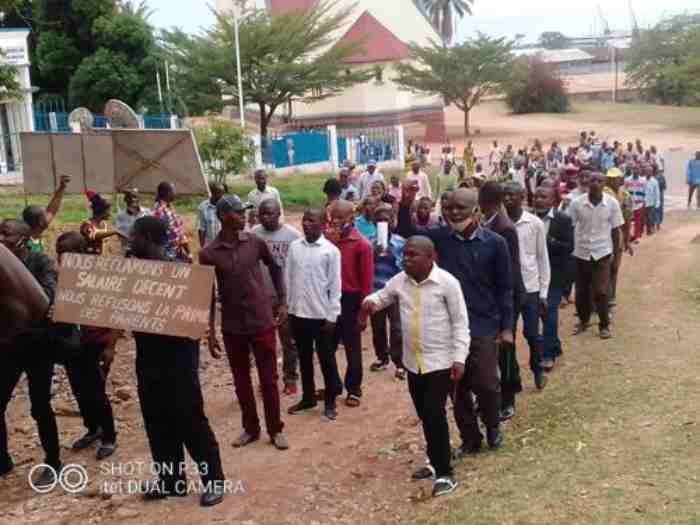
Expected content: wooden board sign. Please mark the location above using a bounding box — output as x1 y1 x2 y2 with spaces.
53 254 215 339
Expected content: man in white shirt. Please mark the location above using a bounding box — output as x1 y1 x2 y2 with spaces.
196 182 225 248
503 182 551 390
285 209 343 421
406 161 432 200
568 172 624 339
248 169 285 221
362 236 470 498
357 161 384 200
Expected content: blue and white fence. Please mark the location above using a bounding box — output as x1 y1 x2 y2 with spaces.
33 112 179 132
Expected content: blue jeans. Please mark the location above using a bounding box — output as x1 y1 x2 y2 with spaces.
543 287 563 361
518 292 543 375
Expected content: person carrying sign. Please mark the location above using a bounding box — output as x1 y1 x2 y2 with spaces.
130 216 226 507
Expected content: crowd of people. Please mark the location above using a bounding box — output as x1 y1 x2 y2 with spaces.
0 132 689 507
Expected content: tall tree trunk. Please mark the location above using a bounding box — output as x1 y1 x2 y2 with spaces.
441 6 453 45
259 103 269 159
463 107 470 136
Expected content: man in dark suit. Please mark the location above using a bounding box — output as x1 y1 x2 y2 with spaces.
533 185 574 370
478 182 524 421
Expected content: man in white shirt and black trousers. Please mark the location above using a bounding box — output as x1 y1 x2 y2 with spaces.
568 172 624 339
361 236 471 498
503 181 551 390
286 209 344 420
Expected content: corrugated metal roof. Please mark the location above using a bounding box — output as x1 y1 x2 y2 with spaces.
512 47 594 63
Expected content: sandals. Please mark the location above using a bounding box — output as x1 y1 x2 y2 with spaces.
345 394 361 408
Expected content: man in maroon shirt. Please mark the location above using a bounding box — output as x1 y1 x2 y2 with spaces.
200 195 289 450
327 200 374 407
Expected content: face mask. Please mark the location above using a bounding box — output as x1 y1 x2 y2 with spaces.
449 217 473 233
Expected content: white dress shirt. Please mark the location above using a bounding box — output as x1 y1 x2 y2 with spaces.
363 264 471 375
513 210 551 300
358 170 385 199
285 235 342 323
568 193 624 261
406 171 433 200
247 186 285 221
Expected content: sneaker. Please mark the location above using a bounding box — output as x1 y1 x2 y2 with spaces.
395 368 407 381
232 431 259 448
600 327 612 340
96 441 117 461
411 465 435 481
34 464 61 490
72 429 102 450
432 477 458 497
370 359 390 372
500 405 516 421
283 384 298 396
271 432 289 451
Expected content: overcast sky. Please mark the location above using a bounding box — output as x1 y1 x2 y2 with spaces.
149 0 698 42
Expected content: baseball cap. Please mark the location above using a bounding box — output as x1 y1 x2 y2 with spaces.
606 167 624 179
368 159 377 167
216 194 254 216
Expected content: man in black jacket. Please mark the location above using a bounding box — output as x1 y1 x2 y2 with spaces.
478 182 524 421
0 219 61 488
533 186 574 370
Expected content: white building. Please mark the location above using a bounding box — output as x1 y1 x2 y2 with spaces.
217 0 447 142
0 28 34 175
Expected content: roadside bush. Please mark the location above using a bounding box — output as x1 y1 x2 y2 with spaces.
505 57 570 114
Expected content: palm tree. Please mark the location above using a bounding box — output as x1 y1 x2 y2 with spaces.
118 0 155 21
414 0 473 45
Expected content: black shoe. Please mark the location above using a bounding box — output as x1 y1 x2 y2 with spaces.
200 482 225 507
96 441 117 461
534 371 548 390
323 406 338 420
487 427 504 450
370 359 390 372
0 457 14 477
411 465 436 480
453 442 481 459
500 405 516 421
288 400 317 414
72 429 102 450
34 464 62 489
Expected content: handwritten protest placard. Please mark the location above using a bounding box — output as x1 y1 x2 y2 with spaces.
53 254 215 339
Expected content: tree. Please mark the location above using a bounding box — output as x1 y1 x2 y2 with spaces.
394 35 513 136
68 11 156 111
415 0 473 45
195 118 255 183
538 31 569 50
625 14 700 106
162 1 371 140
118 0 154 20
504 57 569 114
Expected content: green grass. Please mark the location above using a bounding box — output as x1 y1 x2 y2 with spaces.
0 167 423 225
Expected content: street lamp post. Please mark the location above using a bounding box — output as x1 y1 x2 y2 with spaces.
233 3 245 129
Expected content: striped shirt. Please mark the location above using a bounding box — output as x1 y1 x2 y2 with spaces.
624 176 646 211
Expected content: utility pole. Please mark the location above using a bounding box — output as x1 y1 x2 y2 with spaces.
233 2 245 129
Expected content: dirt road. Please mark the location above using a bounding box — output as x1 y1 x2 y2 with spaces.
1 210 699 525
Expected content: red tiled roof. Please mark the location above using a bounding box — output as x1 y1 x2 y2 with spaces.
269 0 318 15
338 11 410 64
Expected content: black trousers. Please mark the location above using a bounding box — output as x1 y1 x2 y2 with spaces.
65 343 116 442
408 369 453 478
454 336 501 447
576 255 612 329
332 293 363 397
370 303 403 367
290 316 343 407
134 333 224 491
0 343 59 468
